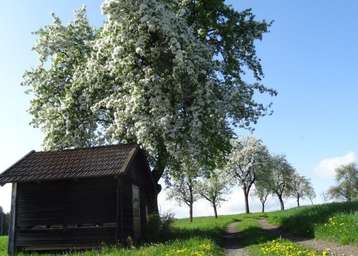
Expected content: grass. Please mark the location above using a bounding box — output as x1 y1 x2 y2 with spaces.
22 238 221 256
267 201 358 245
315 212 358 245
11 238 222 256
171 213 241 244
0 237 7 255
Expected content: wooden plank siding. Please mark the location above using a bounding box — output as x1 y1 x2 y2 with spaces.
120 178 133 239
15 177 118 250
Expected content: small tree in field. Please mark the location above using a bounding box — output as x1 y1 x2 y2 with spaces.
167 172 198 222
328 163 358 202
290 174 315 207
254 154 273 213
226 136 269 214
254 180 271 213
269 155 295 211
197 169 230 218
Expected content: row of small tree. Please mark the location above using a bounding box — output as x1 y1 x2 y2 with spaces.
254 156 315 213
167 136 315 221
225 136 315 213
167 169 229 221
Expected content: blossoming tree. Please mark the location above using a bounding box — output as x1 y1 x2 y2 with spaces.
254 178 272 213
226 136 270 214
196 169 231 218
290 174 315 207
23 0 275 212
167 171 199 222
269 155 295 211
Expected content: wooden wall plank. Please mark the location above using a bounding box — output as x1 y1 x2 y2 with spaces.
15 177 118 251
115 178 120 242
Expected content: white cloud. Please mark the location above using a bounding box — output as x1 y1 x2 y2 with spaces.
313 152 356 178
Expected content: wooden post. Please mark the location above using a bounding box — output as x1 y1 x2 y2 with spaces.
115 178 120 242
115 178 124 243
8 183 17 256
0 208 3 235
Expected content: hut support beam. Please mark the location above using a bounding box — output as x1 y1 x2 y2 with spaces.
8 183 17 256
115 178 124 242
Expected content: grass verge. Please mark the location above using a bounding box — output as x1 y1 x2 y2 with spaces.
23 238 221 256
267 201 358 245
315 212 358 245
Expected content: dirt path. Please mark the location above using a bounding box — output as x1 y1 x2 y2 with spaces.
259 218 358 256
223 222 249 256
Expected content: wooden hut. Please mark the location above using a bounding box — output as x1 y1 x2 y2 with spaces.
0 144 156 255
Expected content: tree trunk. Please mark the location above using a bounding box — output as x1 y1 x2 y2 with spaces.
244 188 250 214
151 147 169 214
261 202 265 213
189 184 194 222
213 203 218 218
189 203 193 222
149 183 162 214
347 194 352 203
309 198 314 205
278 194 285 211
297 194 300 207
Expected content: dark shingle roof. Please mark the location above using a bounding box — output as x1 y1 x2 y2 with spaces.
0 144 139 185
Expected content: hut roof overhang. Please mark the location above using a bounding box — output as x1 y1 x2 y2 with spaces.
0 144 150 186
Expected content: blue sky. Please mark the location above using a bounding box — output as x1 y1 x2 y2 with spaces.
1 1 357 216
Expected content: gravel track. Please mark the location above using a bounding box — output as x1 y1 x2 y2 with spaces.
223 222 249 256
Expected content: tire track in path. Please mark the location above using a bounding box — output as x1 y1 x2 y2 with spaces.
223 222 249 256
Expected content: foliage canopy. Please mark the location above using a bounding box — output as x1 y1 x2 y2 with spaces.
23 0 275 187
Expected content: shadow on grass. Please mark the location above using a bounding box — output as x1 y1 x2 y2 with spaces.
223 225 282 250
271 201 358 238
166 226 225 245
222 222 334 250
166 215 270 249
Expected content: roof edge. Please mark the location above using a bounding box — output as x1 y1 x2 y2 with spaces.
35 143 138 153
120 147 157 190
119 145 140 175
0 150 36 186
